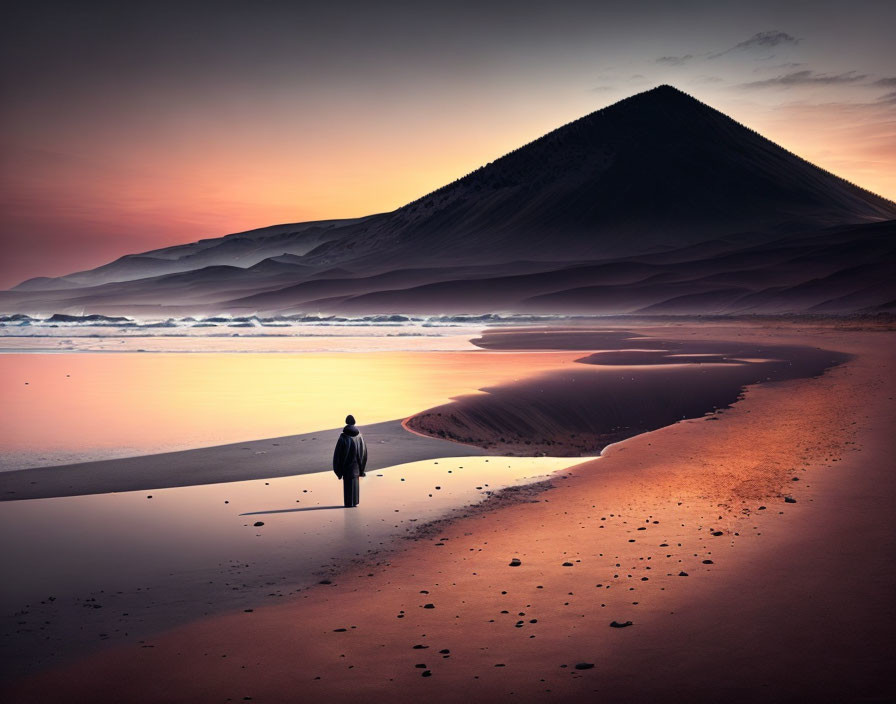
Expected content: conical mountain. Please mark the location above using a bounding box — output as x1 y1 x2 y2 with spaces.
301 84 896 268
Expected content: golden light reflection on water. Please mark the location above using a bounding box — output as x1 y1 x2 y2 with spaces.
0 351 581 465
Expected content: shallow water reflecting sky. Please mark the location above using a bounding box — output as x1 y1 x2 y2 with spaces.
0 349 583 469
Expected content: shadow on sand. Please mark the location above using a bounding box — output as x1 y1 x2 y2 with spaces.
240 505 346 516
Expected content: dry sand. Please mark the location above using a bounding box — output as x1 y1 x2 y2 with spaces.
5 324 894 703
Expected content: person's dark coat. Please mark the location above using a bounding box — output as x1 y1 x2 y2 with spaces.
332 424 368 479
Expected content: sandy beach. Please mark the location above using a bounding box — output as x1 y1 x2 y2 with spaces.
5 4 896 700
3 322 893 703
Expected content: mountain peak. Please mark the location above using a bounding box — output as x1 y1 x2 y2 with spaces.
598 84 699 110
639 83 688 96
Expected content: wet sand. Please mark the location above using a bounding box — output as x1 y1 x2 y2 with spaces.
406 329 849 456
5 324 893 703
0 455 589 679
0 421 487 500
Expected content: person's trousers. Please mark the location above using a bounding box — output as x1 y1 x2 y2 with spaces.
343 475 359 507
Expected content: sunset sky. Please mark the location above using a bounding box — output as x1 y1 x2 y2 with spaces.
2 0 894 288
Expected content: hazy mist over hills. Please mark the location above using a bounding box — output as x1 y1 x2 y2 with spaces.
3 86 895 318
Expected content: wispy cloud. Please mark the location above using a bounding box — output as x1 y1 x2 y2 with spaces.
872 77 896 87
710 30 799 59
740 70 867 89
877 91 896 104
756 62 804 73
655 54 692 66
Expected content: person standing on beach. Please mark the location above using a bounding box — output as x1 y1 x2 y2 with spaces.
332 414 368 508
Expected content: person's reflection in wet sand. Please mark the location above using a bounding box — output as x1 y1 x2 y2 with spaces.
342 505 364 556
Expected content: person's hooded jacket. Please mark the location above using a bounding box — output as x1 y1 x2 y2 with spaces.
332 424 368 479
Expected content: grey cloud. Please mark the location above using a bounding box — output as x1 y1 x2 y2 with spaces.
656 54 692 66
735 31 800 50
878 91 896 104
740 70 867 89
873 77 896 87
711 30 799 59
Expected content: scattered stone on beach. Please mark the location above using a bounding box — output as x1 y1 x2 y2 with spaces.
784 496 797 503
609 621 632 628
422 670 432 677
414 663 427 668
318 580 332 585
711 530 723 536
412 644 429 649
253 521 264 527
423 603 435 609
679 571 689 576
146 495 152 499
562 562 574 567
703 559 714 564
509 558 522 567
333 628 346 632
575 662 595 670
